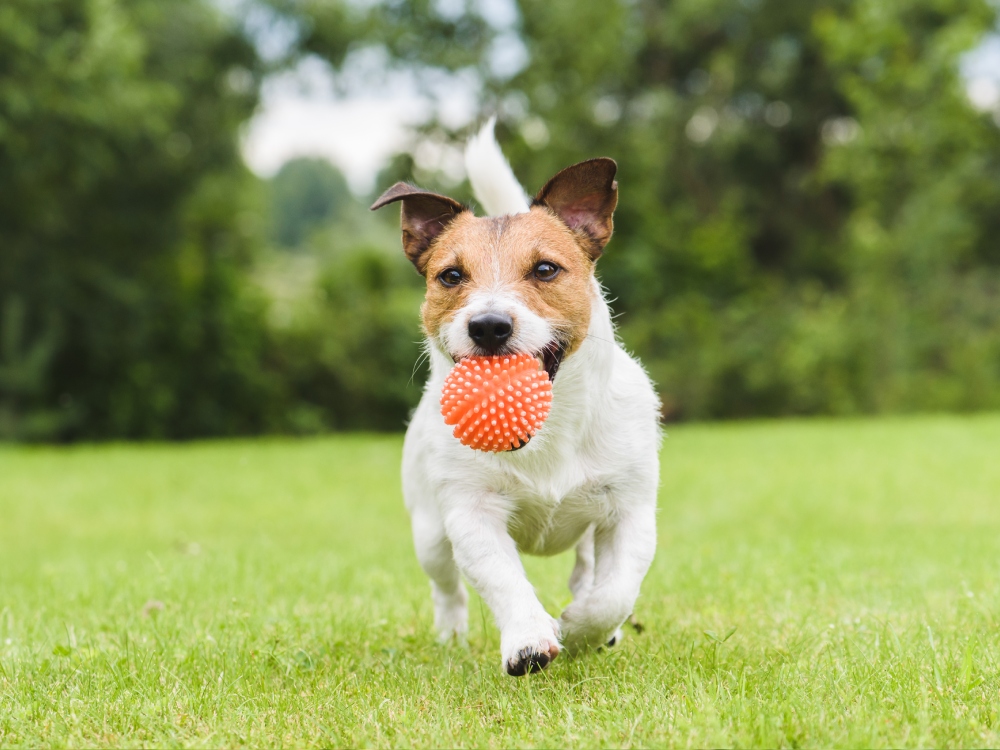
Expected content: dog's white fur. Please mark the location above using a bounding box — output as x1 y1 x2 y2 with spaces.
402 122 661 674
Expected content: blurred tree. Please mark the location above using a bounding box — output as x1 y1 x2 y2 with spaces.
269 157 352 248
0 0 282 439
0 297 64 440
4 0 1000 440
268 244 428 432
273 0 1000 419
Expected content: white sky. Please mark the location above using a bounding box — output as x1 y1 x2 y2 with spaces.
239 0 522 195
241 57 433 194
241 30 1000 196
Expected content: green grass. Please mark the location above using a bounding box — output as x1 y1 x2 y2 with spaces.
2 415 1000 747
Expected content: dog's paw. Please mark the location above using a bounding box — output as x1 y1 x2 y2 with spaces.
501 615 561 677
605 627 624 648
558 606 619 654
432 583 468 644
559 627 609 654
506 643 560 676
435 619 468 645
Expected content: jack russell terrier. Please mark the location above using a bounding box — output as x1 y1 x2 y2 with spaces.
371 120 660 676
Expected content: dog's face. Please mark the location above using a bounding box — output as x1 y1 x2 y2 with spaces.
372 159 618 381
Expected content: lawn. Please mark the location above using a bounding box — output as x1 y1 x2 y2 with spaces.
2 415 1000 747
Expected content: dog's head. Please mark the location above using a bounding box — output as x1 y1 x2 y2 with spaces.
371 159 617 381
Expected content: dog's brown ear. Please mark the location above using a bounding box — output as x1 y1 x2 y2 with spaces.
371 183 466 273
534 158 618 259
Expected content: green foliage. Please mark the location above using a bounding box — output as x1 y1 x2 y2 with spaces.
4 418 1000 744
284 0 1000 420
0 297 66 440
269 157 352 248
4 0 1000 439
0 0 282 439
268 243 428 432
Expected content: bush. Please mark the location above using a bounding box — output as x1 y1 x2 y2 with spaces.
0 0 281 440
267 244 428 432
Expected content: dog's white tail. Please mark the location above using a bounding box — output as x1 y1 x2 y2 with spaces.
464 117 531 217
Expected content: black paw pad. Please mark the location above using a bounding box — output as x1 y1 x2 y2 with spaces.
506 648 551 676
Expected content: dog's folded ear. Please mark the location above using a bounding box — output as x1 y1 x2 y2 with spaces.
371 183 466 273
534 158 618 260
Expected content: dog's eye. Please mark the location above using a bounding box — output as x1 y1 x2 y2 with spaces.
533 262 561 282
438 268 463 287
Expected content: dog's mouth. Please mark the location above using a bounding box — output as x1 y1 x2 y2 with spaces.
453 341 567 383
513 342 564 452
536 341 566 382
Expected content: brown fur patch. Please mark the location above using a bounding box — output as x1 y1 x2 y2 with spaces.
421 207 595 357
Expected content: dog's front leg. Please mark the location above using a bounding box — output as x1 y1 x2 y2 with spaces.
443 495 561 676
558 500 657 653
410 506 468 643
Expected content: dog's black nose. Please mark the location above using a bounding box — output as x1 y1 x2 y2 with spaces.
468 313 513 353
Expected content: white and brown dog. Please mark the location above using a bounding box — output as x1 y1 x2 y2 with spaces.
371 121 660 676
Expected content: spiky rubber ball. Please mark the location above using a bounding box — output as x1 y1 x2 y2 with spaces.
440 353 553 452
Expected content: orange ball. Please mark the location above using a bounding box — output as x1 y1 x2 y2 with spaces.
440 353 553 452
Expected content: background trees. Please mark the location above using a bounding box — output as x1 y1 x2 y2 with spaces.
286 0 1000 419
0 0 279 439
2 0 999 439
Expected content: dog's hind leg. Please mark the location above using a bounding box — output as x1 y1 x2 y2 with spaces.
411 508 468 643
558 497 657 653
568 525 595 601
569 526 622 647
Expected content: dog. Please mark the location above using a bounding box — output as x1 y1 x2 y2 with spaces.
371 120 660 676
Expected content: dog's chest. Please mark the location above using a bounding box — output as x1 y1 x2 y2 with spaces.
500 460 609 556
